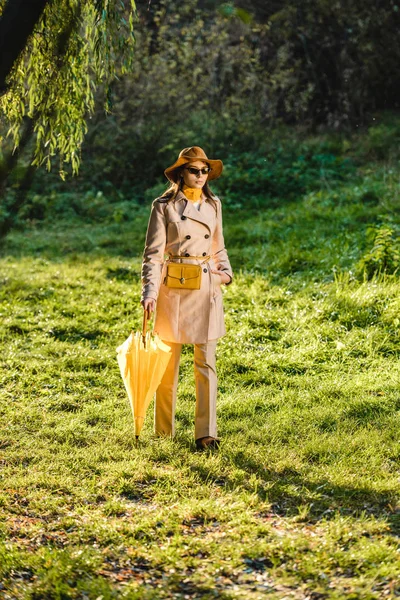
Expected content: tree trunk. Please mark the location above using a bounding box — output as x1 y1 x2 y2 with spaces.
0 0 50 95
0 117 34 193
0 162 36 239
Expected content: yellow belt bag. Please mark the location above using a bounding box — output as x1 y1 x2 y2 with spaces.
165 255 210 290
166 263 202 290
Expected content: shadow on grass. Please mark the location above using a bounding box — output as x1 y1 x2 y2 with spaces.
0 211 264 276
0 219 147 260
190 454 400 535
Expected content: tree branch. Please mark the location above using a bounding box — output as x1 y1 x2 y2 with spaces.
0 2 83 240
0 0 50 95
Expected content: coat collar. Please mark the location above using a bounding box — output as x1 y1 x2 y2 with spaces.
176 190 214 230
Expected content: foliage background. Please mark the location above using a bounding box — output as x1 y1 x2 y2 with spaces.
3 0 400 219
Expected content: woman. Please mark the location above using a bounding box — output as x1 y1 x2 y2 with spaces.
141 146 233 450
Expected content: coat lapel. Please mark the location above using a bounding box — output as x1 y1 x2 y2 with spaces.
177 192 214 230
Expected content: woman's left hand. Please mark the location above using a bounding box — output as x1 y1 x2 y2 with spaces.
211 268 231 285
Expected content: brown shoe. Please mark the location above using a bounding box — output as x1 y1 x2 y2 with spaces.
195 436 221 451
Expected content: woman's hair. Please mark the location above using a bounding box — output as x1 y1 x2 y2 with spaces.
160 166 218 208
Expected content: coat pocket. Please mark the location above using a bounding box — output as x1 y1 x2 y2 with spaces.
212 272 223 287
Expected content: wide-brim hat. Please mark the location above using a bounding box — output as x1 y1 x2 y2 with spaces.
164 146 223 183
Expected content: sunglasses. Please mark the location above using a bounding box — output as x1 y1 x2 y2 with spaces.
185 166 211 176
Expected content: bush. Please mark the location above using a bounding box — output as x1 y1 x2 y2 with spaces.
217 145 353 206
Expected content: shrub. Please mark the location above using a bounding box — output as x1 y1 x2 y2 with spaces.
357 225 400 279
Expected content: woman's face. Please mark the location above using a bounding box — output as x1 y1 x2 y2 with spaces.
181 160 210 189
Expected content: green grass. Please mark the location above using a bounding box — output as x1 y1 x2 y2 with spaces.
0 161 400 599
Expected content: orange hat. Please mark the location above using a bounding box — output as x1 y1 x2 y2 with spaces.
164 146 223 183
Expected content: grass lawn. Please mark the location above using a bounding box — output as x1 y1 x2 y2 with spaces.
0 174 399 599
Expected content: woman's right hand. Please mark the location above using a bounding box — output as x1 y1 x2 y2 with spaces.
141 298 156 315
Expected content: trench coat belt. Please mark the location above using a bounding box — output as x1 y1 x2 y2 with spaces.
168 254 211 262
167 248 225 262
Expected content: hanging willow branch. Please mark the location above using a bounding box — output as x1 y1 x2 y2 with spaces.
0 0 49 94
0 0 136 176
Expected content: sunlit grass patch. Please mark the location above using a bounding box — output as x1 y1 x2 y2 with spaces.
0 184 399 598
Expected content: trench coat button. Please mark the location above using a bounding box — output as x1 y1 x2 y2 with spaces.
204 234 210 239
186 235 191 239
203 268 207 273
181 216 187 220
202 252 207 256
185 253 190 257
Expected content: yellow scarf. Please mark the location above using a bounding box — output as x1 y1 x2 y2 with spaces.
183 185 202 202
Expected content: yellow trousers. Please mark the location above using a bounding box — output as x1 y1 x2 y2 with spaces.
155 340 218 439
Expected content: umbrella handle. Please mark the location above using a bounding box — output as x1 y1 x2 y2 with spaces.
142 307 151 347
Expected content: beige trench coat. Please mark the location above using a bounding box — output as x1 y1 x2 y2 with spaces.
141 191 233 344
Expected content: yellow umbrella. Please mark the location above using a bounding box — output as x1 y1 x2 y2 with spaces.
116 309 171 438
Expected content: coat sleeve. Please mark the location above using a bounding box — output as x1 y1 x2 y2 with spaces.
141 200 167 301
211 198 233 284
